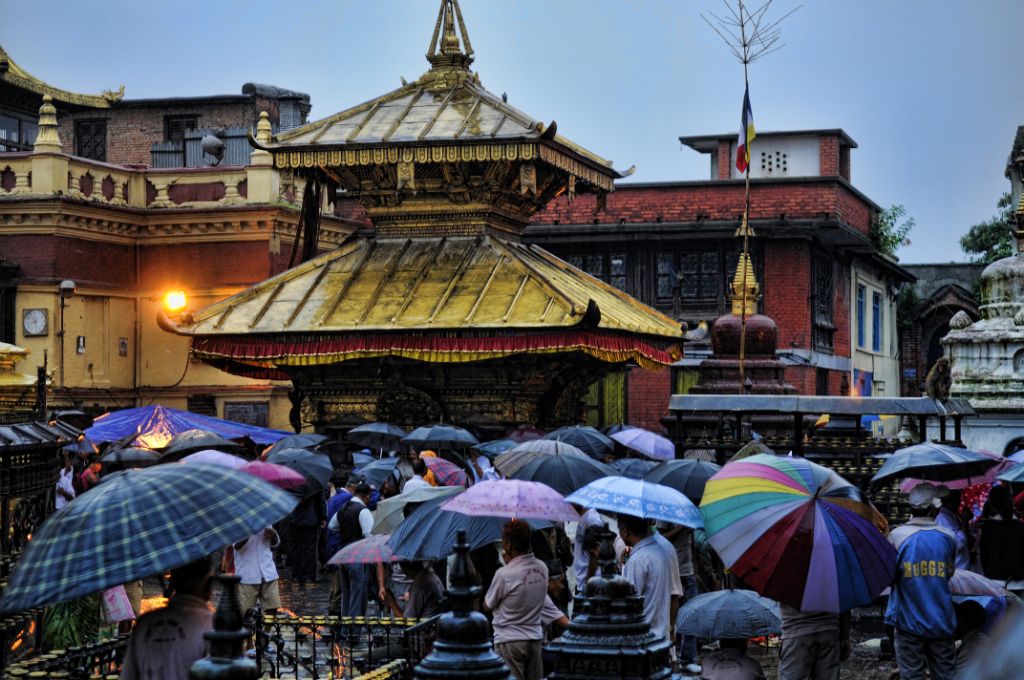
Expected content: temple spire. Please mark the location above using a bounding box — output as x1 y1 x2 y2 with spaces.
426 0 475 70
730 251 759 316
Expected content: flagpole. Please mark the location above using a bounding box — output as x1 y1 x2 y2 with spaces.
738 9 752 395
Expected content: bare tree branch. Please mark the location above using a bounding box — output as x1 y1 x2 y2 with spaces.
702 0 800 66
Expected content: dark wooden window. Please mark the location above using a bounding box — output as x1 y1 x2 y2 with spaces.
812 253 836 352
566 252 629 293
164 115 199 143
75 119 106 161
0 112 37 152
654 246 747 318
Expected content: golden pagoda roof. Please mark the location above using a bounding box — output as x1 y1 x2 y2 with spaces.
165 234 682 339
0 45 123 108
0 342 36 388
254 1 626 182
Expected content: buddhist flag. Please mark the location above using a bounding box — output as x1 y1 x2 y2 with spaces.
735 85 756 173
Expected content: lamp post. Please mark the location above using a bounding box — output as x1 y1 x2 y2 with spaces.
58 279 75 387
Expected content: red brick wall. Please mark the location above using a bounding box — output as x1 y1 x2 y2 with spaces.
763 240 811 348
716 141 732 180
628 367 671 432
533 181 872 235
819 135 839 176
57 100 266 166
0 234 136 288
139 241 270 289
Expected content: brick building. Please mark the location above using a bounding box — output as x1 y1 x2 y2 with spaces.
0 46 348 428
526 129 913 431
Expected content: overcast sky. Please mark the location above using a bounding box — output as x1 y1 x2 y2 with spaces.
3 0 1021 263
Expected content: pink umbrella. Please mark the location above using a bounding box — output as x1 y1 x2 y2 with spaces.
952 569 1011 598
328 534 395 565
441 479 580 522
507 425 547 443
423 456 468 487
899 450 1017 493
240 461 306 490
182 449 248 469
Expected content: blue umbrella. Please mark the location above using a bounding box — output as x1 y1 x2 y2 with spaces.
610 458 658 479
101 447 160 465
348 422 407 451
85 404 290 448
601 423 637 436
352 450 375 468
545 425 615 460
0 463 297 613
387 496 547 560
473 439 518 459
63 437 98 455
565 477 703 528
403 424 479 451
870 443 999 486
494 440 588 477
356 456 401 489
610 428 675 463
644 459 722 503
161 429 243 459
676 589 781 638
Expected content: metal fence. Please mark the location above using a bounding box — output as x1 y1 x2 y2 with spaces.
150 127 251 169
3 635 127 679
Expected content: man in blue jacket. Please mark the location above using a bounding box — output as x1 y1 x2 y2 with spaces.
885 484 957 680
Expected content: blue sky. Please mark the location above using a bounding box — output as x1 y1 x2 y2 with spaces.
3 0 1021 263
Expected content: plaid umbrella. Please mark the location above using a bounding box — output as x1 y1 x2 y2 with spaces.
423 456 468 486
0 463 297 614
328 534 396 565
182 449 248 469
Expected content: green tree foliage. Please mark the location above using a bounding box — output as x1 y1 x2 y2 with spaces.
43 594 102 651
870 204 915 256
960 192 1014 263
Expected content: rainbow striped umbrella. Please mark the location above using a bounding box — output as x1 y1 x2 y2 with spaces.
700 454 895 613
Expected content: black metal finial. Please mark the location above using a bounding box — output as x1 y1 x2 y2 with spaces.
189 574 257 680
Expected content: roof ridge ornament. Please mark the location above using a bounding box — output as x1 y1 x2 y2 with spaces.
426 0 475 71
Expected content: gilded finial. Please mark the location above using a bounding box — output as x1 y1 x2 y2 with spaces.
426 0 474 71
33 94 62 152
730 251 759 316
735 212 755 238
255 111 273 144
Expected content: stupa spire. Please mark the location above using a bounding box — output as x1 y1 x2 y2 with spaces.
730 251 760 316
427 0 475 70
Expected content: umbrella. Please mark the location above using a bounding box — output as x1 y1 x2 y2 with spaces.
85 404 289 449
0 463 297 613
265 448 333 490
441 480 579 522
610 458 658 479
507 425 547 443
373 486 464 534
328 534 395 566
996 464 1024 484
263 433 328 457
901 450 1017 491
240 461 307 490
610 428 675 463
423 456 468 487
871 443 1000 486
101 447 160 465
545 425 615 460
494 440 588 477
356 456 401 489
601 423 636 436
731 439 774 461
348 422 407 451
63 437 98 455
182 449 248 469
387 496 548 560
644 459 722 503
565 477 703 528
511 454 615 496
352 450 375 468
676 589 782 639
473 439 518 459
403 424 479 450
1009 450 1024 465
161 429 243 459
702 454 895 612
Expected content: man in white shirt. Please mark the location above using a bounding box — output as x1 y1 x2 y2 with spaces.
234 527 281 617
55 453 76 510
402 458 432 493
327 481 375 616
620 514 680 643
571 506 604 591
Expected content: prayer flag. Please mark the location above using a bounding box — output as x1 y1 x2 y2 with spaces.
735 86 756 173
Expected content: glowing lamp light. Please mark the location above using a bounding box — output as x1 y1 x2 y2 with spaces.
164 290 187 313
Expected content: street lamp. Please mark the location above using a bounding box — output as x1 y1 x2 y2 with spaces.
58 279 76 387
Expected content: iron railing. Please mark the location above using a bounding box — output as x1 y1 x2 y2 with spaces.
3 635 126 679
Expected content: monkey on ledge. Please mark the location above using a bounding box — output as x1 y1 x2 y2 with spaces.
925 357 952 401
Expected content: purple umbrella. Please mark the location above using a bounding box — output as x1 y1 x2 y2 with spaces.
611 428 675 462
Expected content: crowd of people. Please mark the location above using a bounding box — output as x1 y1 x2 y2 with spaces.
59 438 1024 680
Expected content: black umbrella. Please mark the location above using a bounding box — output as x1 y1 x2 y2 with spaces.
870 443 999 487
265 448 334 491
403 424 479 451
610 458 658 479
643 459 722 503
545 425 615 460
602 423 637 436
349 422 407 451
356 456 401 489
101 447 160 465
263 433 327 456
161 429 242 459
511 455 615 496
